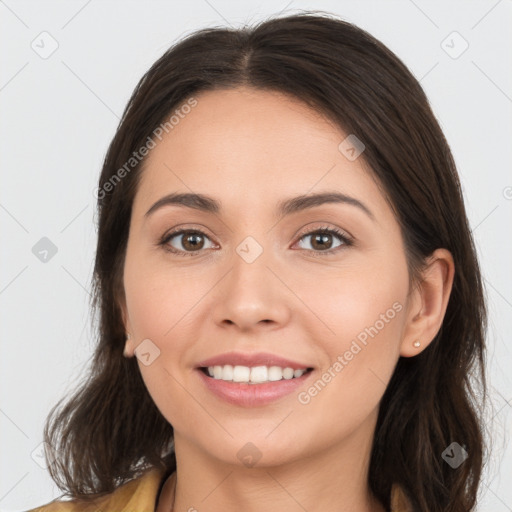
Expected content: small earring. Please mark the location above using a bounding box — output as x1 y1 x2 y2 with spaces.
413 340 421 348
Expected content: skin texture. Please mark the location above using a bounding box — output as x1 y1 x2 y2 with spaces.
121 87 454 512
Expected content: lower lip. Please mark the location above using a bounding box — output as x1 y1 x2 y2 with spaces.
196 368 314 407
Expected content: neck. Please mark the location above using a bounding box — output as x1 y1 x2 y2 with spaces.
162 418 385 512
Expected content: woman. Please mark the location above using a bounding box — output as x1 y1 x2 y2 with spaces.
30 11 488 512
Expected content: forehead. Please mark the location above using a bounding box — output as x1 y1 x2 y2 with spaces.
132 87 388 219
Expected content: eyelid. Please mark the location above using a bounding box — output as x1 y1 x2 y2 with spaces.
293 223 353 242
160 223 215 243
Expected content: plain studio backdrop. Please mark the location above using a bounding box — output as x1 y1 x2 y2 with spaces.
0 1 511 511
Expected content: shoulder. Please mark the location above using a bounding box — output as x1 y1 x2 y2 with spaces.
26 467 167 512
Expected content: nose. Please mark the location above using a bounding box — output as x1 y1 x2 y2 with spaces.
211 242 292 333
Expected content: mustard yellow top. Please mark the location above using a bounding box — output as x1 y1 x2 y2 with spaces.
27 468 413 511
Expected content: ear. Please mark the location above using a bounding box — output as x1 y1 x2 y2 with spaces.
119 292 135 358
400 248 455 357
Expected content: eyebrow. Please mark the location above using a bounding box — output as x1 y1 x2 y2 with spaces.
144 191 375 221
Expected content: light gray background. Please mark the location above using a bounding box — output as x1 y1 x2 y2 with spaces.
1 1 511 511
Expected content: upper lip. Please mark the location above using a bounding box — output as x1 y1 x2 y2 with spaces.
196 351 313 370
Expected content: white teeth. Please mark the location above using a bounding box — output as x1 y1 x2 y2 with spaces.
222 364 233 381
233 365 250 382
282 367 294 379
205 364 309 383
249 366 268 383
268 366 284 381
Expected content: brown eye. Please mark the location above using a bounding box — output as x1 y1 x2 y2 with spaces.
296 228 350 253
162 230 215 255
181 232 205 251
310 233 334 250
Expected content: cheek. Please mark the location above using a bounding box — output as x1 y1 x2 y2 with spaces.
297 257 407 344
122 254 214 425
294 287 405 444
123 270 192 428
295 255 407 400
123 249 208 338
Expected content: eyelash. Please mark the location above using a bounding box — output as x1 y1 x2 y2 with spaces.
158 225 353 258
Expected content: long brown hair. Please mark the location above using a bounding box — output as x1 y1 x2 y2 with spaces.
43 11 489 511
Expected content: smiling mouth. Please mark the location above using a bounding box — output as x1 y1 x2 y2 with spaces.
198 365 314 384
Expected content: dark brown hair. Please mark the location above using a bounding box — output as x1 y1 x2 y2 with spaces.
43 11 489 511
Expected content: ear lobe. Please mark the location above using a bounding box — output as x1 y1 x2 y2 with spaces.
123 332 135 358
400 248 455 357
119 296 135 358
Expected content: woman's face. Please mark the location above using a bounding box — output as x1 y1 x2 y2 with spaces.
121 86 419 468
